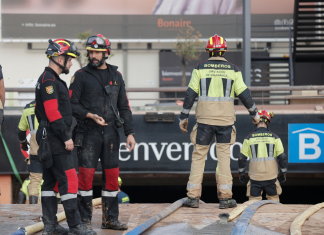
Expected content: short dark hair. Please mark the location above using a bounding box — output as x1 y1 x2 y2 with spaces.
209 51 225 58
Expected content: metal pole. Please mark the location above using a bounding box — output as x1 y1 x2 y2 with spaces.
122 43 128 86
289 24 294 86
243 0 251 86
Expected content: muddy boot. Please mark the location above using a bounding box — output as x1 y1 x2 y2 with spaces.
30 195 38 204
17 191 26 204
219 198 237 209
43 224 68 235
83 221 94 231
55 221 69 235
69 223 97 235
183 197 199 208
101 220 128 230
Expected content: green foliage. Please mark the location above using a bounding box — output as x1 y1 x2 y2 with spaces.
174 26 202 86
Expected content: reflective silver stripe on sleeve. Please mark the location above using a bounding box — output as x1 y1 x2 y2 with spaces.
187 183 199 189
181 108 190 114
268 144 274 158
251 157 276 162
238 168 245 172
248 104 256 112
198 96 234 102
41 191 57 197
225 79 232 97
102 191 118 197
30 130 37 135
78 190 93 197
219 184 232 190
281 168 287 172
60 193 77 201
251 145 257 158
28 115 34 132
201 78 207 96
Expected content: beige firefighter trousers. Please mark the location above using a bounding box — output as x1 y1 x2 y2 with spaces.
186 124 236 199
27 158 43 197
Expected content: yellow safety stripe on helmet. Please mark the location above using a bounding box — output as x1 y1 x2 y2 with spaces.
66 52 77 58
86 46 106 52
55 40 70 46
220 37 224 45
209 37 213 45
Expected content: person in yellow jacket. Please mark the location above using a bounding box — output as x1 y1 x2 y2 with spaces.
238 110 287 202
179 34 260 209
16 100 42 204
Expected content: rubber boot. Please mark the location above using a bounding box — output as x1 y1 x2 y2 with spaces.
42 218 68 235
17 191 26 204
219 198 237 209
55 220 69 235
101 221 128 230
102 196 123 230
83 221 94 231
183 197 199 208
30 195 38 204
69 223 97 235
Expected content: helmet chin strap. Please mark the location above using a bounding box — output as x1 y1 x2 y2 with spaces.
88 51 108 68
50 55 70 74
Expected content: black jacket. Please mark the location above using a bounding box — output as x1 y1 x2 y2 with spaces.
35 67 73 145
69 63 134 136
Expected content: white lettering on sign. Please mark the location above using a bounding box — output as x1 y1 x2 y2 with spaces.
299 133 321 160
149 143 168 161
166 142 182 161
120 142 243 162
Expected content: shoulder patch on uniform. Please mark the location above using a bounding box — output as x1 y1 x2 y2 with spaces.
70 76 75 84
46 86 54 94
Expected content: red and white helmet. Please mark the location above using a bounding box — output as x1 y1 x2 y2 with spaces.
205 34 228 52
258 110 274 123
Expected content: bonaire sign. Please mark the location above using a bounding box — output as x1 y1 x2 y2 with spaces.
289 124 324 163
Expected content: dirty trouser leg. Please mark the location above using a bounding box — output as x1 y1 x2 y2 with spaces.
28 155 43 197
77 129 102 224
101 125 120 224
187 123 214 198
215 125 233 199
51 153 81 227
265 179 281 203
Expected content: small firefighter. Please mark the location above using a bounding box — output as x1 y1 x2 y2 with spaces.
16 100 42 204
179 34 259 209
238 110 287 202
118 177 130 204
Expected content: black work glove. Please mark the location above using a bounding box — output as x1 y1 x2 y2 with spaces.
239 174 246 184
20 140 29 151
278 172 286 183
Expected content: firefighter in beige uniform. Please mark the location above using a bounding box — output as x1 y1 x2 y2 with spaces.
179 34 260 209
238 110 287 202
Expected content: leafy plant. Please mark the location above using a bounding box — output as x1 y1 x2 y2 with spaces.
174 26 202 87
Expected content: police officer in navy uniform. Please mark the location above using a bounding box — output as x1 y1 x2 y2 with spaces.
35 39 95 235
69 34 136 231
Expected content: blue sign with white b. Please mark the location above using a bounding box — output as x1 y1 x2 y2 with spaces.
289 124 324 163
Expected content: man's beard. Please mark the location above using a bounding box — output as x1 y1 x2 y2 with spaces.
63 67 70 74
91 58 101 67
